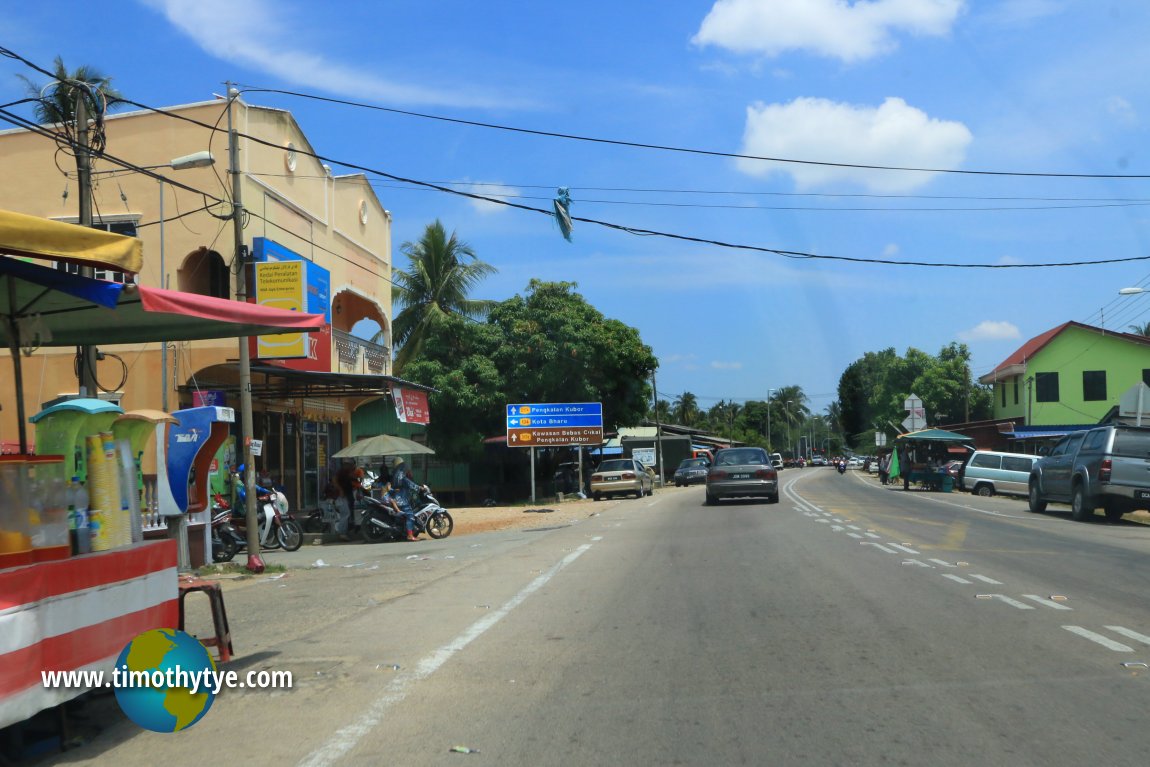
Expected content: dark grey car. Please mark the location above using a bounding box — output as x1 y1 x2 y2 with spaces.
705 447 779 505
673 458 710 486
1028 424 1150 521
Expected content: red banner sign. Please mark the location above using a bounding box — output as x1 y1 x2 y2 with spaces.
393 387 430 425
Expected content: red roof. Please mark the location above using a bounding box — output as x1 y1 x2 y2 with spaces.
985 321 1150 380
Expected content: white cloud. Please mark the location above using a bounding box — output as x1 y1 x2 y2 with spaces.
693 0 965 63
883 243 900 257
1105 96 1138 127
958 321 1021 342
736 97 973 192
461 182 520 216
980 0 1067 27
139 0 522 109
711 361 744 370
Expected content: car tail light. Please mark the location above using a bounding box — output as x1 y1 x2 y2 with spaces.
1100 459 1112 483
591 474 603 482
709 469 728 480
755 468 777 479
621 472 636 480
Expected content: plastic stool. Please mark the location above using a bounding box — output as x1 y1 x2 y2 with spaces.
177 578 233 663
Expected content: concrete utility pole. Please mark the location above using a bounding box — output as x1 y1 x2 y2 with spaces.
652 369 665 485
75 93 99 397
227 86 263 573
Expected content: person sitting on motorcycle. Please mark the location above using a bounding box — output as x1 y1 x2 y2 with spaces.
390 457 425 541
382 481 418 541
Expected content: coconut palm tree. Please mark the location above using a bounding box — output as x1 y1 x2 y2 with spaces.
17 56 122 128
1128 321 1150 337
671 391 700 426
389 220 497 371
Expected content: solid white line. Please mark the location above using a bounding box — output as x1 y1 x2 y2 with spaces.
970 575 1003 585
888 544 919 554
1021 595 1073 611
941 574 973 584
1105 626 1150 646
1063 626 1134 652
297 544 593 767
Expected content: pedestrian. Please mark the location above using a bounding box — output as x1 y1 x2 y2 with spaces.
334 459 360 541
879 453 890 485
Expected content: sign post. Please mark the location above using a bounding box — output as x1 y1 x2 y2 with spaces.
901 394 927 433
506 403 604 503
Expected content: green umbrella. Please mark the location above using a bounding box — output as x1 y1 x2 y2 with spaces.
332 434 434 459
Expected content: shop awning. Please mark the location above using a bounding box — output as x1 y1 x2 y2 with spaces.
0 208 142 273
895 428 974 443
185 363 436 400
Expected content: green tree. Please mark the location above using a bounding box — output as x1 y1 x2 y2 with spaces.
1129 322 1150 337
672 392 700 426
391 220 497 372
18 56 122 127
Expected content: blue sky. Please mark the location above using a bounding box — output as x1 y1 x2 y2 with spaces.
5 1 1150 419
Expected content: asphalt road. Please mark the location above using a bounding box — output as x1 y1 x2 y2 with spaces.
30 469 1150 766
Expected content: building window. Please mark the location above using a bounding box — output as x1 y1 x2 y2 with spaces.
1082 371 1107 402
1013 378 1019 405
1035 372 1059 403
1143 369 1150 388
1001 382 1006 407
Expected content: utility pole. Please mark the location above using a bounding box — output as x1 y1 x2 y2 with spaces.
227 86 264 574
75 93 99 397
651 369 665 486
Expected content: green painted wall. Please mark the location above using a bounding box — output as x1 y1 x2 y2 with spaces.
349 398 471 494
991 326 1150 425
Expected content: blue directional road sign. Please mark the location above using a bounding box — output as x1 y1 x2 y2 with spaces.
506 402 604 447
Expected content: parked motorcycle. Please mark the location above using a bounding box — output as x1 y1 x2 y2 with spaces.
303 498 342 535
210 495 238 563
360 486 454 543
227 467 304 552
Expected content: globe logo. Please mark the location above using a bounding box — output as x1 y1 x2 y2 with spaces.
113 629 218 732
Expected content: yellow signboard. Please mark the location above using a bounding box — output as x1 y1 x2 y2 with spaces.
255 261 306 358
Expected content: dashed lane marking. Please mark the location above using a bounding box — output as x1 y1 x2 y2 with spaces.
1022 595 1074 610
1063 626 1134 652
970 574 1003 585
1105 626 1150 646
977 594 1034 610
888 543 920 554
942 574 972 584
928 559 957 568
861 542 898 554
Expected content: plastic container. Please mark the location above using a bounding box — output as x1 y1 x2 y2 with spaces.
0 456 33 569
28 456 69 562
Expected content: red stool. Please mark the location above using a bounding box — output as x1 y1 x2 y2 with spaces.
178 578 234 663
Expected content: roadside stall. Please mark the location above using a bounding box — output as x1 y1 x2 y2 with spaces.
0 211 324 732
894 428 974 492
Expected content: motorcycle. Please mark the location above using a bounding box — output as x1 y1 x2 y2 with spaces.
210 495 238 563
303 497 342 535
227 467 304 552
837 461 847 475
360 486 454 543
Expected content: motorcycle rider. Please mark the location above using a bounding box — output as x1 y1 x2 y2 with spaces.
390 457 424 541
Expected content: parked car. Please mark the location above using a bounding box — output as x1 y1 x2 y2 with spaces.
705 447 779 505
961 451 1035 497
673 457 710 487
1028 424 1150 521
590 458 654 501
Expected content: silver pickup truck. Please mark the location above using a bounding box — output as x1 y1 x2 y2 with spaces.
1028 424 1150 521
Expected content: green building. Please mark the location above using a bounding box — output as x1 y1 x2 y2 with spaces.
979 321 1150 426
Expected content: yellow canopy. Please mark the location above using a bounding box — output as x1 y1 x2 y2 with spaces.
0 208 143 273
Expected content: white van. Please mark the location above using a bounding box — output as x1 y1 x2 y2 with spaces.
771 452 784 469
961 451 1038 497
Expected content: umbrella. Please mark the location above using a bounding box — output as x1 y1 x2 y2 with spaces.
894 428 973 444
1 255 325 452
332 434 435 459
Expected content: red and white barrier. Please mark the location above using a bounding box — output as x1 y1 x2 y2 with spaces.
0 540 178 730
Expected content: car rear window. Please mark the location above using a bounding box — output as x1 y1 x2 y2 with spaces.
1002 456 1034 472
716 449 767 466
970 453 1001 470
598 460 632 472
1112 429 1150 457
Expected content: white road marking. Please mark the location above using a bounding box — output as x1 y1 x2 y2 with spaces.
815 519 831 524
1063 626 1134 652
888 543 919 554
864 532 882 539
901 559 934 568
846 525 861 531
831 525 845 532
297 544 593 767
979 594 1034 610
591 536 603 541
928 559 956 568
861 542 897 554
847 533 863 539
970 575 1003 585
1105 626 1150 646
1021 595 1073 610
942 574 973 584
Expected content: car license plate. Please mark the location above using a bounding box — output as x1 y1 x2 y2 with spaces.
1137 490 1150 500
732 473 750 480
607 475 620 481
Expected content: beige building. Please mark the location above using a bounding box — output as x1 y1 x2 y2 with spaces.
0 98 400 512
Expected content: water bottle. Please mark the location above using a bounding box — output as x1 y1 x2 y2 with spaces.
73 478 91 555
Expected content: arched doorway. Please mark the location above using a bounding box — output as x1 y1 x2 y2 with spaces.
177 247 230 299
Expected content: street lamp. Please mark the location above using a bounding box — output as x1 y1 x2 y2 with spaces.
766 388 775 452
1119 287 1146 295
157 152 215 412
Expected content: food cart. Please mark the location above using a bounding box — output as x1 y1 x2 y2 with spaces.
894 428 974 492
0 211 323 732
